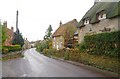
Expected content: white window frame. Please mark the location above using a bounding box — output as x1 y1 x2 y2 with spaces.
84 19 90 25
98 13 106 20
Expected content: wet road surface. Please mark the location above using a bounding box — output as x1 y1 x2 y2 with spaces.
0 59 2 78
2 48 105 77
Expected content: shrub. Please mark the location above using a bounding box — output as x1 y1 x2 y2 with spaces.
3 45 21 53
0 45 2 53
12 30 24 47
36 41 49 52
2 25 7 44
43 49 57 57
43 48 80 61
77 42 87 52
2 46 9 54
64 49 69 60
83 31 120 57
42 48 120 74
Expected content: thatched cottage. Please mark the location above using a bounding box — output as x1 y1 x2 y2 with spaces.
23 38 31 49
52 19 78 50
77 1 120 43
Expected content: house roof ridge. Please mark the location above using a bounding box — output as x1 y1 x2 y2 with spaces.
78 2 120 28
52 19 78 37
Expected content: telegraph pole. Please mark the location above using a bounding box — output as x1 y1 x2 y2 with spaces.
16 10 20 33
16 10 18 30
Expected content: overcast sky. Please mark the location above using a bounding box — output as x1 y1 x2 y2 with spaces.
0 0 95 41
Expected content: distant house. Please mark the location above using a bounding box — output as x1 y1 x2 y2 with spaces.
23 38 31 49
3 21 14 46
30 41 36 48
52 19 78 50
77 1 120 43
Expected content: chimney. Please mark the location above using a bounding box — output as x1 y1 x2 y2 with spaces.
3 21 7 27
94 0 99 4
11 26 14 31
60 21 62 26
73 19 77 21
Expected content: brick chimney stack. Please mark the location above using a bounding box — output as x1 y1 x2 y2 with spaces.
60 21 62 26
94 0 99 4
11 26 14 31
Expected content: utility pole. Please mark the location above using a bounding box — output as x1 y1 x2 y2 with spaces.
16 10 19 33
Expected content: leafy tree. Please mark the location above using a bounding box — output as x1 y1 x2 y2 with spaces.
36 41 49 52
0 23 2 44
12 29 24 47
44 25 53 40
36 25 53 52
1 25 7 45
0 23 7 53
0 23 2 52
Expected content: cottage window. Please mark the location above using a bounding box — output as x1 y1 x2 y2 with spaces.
84 19 89 25
100 14 103 18
98 11 106 20
57 45 59 50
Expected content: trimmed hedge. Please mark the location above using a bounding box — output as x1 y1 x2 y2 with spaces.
84 31 120 57
2 45 22 54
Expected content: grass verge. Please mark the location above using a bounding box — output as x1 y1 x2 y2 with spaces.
2 53 24 61
42 49 120 74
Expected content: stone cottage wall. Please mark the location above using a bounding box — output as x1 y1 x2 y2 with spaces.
52 36 64 50
78 16 120 43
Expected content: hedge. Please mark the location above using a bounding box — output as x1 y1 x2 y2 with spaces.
43 48 80 61
84 31 120 57
2 45 22 54
42 48 120 74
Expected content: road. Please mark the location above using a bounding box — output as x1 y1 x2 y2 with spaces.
2 48 105 77
0 59 1 78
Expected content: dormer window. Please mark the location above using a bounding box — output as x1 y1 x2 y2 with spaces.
98 13 106 20
97 10 106 20
84 18 90 25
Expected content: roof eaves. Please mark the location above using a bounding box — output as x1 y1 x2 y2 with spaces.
52 35 61 38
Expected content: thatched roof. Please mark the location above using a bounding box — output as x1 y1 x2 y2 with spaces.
52 19 78 37
78 2 120 28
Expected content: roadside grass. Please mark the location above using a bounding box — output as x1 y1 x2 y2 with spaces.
42 49 120 74
2 53 24 61
77 52 119 73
